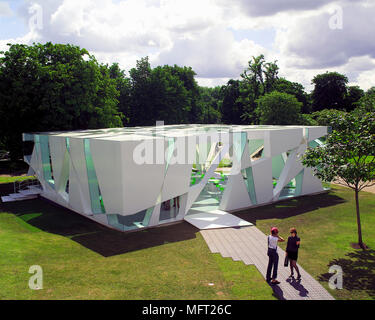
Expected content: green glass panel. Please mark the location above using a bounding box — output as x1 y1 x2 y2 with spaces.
305 128 309 140
65 137 70 151
24 133 34 141
39 135 55 188
233 132 247 163
294 170 304 196
242 167 257 205
107 208 153 231
61 138 70 199
142 207 155 226
107 214 124 231
165 138 175 171
84 139 105 214
272 154 285 180
308 139 323 149
248 139 264 159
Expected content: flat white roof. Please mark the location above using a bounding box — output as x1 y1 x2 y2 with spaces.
24 124 326 141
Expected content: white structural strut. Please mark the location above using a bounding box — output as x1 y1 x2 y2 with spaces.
21 125 328 232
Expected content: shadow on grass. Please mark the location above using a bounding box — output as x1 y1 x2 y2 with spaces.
318 249 375 298
1 198 199 257
232 191 346 225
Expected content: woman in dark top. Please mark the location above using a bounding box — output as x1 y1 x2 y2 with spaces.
286 228 301 280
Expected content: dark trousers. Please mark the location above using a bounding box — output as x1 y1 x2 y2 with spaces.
266 248 279 281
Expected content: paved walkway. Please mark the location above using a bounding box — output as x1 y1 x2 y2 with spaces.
201 226 334 300
185 210 252 229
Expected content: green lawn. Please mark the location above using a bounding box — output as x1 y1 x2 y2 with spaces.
0 198 275 300
1 181 374 300
234 185 375 300
0 176 35 184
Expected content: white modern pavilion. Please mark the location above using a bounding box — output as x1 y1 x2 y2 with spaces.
22 124 328 231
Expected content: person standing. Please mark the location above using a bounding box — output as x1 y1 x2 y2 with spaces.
286 227 301 280
266 227 285 285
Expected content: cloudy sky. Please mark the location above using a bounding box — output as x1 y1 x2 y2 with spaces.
1 0 374 91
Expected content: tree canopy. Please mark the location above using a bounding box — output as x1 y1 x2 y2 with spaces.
302 112 375 249
255 91 302 125
311 72 348 112
0 43 372 160
0 42 122 159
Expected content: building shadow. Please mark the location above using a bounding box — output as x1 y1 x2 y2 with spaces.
231 191 346 225
1 198 200 257
318 249 375 298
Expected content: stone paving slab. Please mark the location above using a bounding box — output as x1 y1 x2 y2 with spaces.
184 210 252 230
201 226 335 300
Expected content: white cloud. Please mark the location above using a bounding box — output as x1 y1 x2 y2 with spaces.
154 27 267 78
22 0 225 54
0 31 38 54
196 77 232 88
0 0 374 91
355 69 375 91
232 0 329 17
276 2 375 68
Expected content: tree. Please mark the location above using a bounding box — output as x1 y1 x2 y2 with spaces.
302 112 375 249
353 88 375 114
221 79 244 124
128 57 153 126
198 86 222 123
150 65 191 124
255 91 302 125
311 72 348 111
127 59 201 126
367 86 375 96
241 55 266 100
263 60 279 94
273 78 311 113
166 65 201 123
310 109 347 131
108 63 132 125
0 42 123 160
239 55 279 123
344 85 364 112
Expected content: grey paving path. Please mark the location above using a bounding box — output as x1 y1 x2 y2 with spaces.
201 226 335 300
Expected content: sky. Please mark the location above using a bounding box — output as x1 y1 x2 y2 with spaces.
0 0 374 92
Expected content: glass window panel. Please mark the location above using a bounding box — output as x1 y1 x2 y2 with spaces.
84 139 105 214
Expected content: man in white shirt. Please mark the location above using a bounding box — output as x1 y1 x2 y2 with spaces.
266 227 285 285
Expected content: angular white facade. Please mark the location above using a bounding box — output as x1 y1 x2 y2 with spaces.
23 124 327 232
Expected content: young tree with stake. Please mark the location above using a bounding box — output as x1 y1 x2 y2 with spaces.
302 112 375 249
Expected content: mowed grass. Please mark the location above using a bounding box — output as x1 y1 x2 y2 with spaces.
0 176 35 184
235 185 375 300
0 198 275 300
2 178 373 300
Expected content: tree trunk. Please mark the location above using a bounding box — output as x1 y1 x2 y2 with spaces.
355 189 364 249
